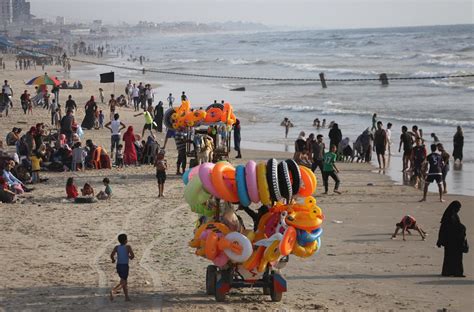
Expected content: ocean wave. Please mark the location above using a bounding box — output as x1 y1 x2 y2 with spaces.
169 58 201 63
229 58 268 65
266 105 474 128
277 62 379 76
423 59 474 68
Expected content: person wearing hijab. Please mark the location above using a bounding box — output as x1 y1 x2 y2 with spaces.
81 96 98 130
329 123 342 153
123 126 137 166
153 101 164 133
437 201 468 277
453 126 464 163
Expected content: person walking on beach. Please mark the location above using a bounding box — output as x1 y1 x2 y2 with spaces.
386 122 393 155
109 94 117 121
181 91 187 101
437 201 468 277
420 144 444 202
281 117 293 139
311 134 325 173
328 123 342 154
373 121 388 169
399 126 413 172
2 80 13 108
453 126 464 163
105 113 126 158
154 150 167 197
175 132 187 175
322 144 341 194
371 113 377 131
110 233 135 301
134 110 156 140
167 93 175 108
412 138 426 188
437 143 450 194
131 84 140 111
391 215 427 241
65 95 77 113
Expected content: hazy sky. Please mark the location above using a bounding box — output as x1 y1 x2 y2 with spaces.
30 0 473 29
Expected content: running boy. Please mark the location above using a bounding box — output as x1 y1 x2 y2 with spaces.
110 233 135 301
391 215 427 241
420 144 445 202
154 149 167 197
322 144 341 194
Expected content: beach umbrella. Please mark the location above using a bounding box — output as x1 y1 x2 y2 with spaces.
26 73 60 86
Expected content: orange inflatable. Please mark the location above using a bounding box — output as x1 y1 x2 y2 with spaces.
211 162 239 202
205 107 223 123
279 226 297 256
243 246 265 271
298 166 317 197
221 103 236 125
184 110 207 127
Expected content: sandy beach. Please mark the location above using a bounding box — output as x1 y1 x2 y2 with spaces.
1 58 473 311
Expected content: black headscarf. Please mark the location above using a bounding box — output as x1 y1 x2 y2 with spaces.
440 200 461 225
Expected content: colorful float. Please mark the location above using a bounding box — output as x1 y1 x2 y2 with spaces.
183 159 324 302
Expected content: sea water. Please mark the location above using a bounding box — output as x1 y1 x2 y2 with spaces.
76 24 474 195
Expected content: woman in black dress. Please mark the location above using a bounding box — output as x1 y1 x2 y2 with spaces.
329 123 342 153
153 101 164 133
437 200 468 277
81 96 97 130
453 126 464 162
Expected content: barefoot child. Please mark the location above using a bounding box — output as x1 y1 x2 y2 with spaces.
391 215 427 241
110 233 135 301
97 177 112 200
154 150 167 197
66 177 79 199
322 144 341 194
420 144 445 202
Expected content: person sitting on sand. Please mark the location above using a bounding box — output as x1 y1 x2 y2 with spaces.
81 183 94 197
97 178 112 200
110 233 135 302
0 176 16 203
66 177 79 199
391 215 427 241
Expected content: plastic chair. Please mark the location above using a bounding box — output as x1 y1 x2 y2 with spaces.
92 146 102 169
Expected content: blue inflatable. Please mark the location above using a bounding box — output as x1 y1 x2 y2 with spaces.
235 165 251 207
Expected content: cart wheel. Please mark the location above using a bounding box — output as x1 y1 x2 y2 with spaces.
263 286 270 295
215 269 230 302
215 288 227 302
206 265 217 295
269 275 283 302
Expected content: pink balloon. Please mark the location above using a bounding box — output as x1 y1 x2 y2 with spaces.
213 252 229 267
188 165 201 181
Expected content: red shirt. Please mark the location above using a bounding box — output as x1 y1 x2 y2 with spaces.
66 184 79 199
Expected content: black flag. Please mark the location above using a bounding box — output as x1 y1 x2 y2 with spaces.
100 72 115 83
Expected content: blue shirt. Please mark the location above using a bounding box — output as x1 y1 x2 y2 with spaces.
117 245 129 264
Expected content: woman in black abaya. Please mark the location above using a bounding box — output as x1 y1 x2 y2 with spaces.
81 96 98 130
437 200 468 277
153 101 164 133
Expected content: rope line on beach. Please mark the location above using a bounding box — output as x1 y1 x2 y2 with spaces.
10 45 474 82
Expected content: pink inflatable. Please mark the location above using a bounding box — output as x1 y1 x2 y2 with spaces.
245 160 260 203
198 162 221 198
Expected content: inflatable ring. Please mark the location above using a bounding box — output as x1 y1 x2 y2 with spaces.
198 163 220 198
223 232 253 263
205 231 219 260
285 159 301 196
256 163 272 206
184 176 211 213
291 240 317 258
188 165 200 181
182 169 191 185
211 162 239 202
245 161 259 204
243 246 265 271
235 165 251 207
206 103 224 111
301 165 317 192
296 228 323 246
277 161 292 202
204 107 223 123
74 197 98 204
266 159 282 202
163 108 176 129
258 240 280 272
298 166 316 197
279 226 297 256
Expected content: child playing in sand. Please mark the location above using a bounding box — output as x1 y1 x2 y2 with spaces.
98 110 105 129
391 215 427 241
154 150 167 197
81 183 94 196
66 177 79 199
110 233 135 302
97 178 112 200
115 144 124 168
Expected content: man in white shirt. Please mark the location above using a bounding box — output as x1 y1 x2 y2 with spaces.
146 85 154 108
131 84 140 111
3 80 13 108
125 80 133 102
105 113 126 157
386 122 393 155
49 99 59 125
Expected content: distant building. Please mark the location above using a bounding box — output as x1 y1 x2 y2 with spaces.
0 0 13 25
12 0 30 24
56 16 65 26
